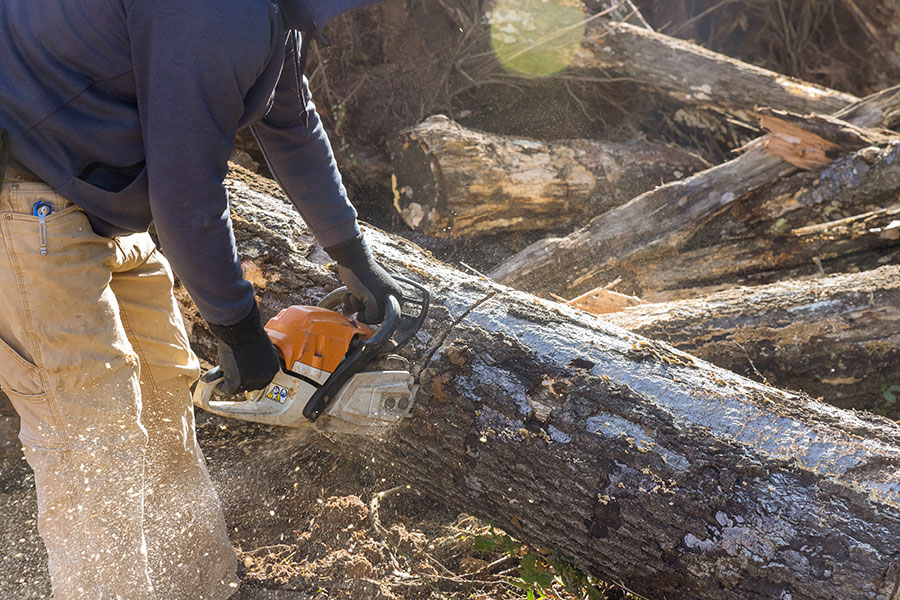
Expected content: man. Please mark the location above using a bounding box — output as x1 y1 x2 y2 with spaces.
0 0 397 597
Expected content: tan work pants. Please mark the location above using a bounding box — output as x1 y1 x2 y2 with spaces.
0 179 239 599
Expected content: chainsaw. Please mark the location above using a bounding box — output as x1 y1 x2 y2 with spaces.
193 276 429 434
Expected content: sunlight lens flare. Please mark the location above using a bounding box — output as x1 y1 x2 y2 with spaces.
489 0 587 77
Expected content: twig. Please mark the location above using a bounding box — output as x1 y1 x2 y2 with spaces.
565 81 595 123
369 485 409 571
472 553 517 576
736 341 771 387
459 261 488 278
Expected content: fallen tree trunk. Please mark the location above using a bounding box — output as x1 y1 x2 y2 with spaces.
491 85 900 298
390 115 707 238
181 165 900 600
455 11 859 151
538 142 900 299
570 21 858 121
632 202 900 298
605 264 900 412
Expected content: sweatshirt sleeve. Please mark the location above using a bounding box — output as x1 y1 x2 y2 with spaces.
126 0 274 326
250 37 360 248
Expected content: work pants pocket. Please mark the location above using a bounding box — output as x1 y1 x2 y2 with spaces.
0 324 63 448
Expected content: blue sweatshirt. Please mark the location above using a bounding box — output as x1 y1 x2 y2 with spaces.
0 0 363 325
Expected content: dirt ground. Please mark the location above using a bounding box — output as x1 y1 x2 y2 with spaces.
0 394 526 600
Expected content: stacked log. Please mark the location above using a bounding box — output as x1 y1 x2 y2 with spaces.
390 115 707 237
570 21 859 122
605 264 900 411
489 85 900 298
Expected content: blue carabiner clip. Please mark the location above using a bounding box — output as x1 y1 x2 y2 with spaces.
32 201 53 256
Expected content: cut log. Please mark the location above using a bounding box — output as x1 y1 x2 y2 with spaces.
390 115 707 238
605 264 900 412
570 21 858 121
491 85 900 298
184 165 900 600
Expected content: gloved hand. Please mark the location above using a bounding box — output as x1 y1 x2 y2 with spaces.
324 234 403 324
207 301 281 395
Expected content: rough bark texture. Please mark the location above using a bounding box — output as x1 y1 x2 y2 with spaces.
633 200 900 299
390 115 707 238
491 85 900 298
573 21 858 121
684 142 900 249
179 166 900 600
605 264 900 412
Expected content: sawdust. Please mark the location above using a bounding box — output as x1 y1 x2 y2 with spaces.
0 393 524 600
191 412 529 600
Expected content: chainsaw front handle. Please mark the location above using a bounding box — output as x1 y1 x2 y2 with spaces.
319 275 430 351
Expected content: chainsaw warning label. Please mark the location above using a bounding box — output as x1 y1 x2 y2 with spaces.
265 385 289 404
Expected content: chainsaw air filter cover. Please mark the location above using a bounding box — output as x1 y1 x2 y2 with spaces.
265 306 374 374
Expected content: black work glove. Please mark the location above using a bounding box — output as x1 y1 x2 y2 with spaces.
207 301 281 395
324 234 403 324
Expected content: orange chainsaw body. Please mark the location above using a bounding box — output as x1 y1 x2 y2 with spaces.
265 306 375 374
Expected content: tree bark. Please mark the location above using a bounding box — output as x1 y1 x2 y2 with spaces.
605 264 900 412
183 165 900 600
390 115 707 238
490 85 900 298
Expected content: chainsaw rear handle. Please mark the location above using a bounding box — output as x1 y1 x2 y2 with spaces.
193 366 228 411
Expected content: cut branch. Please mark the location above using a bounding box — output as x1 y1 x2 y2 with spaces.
570 21 858 120
536 142 900 299
631 202 900 298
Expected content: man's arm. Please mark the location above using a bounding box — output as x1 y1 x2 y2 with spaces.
251 38 402 323
127 0 281 392
250 38 360 249
127 0 272 326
